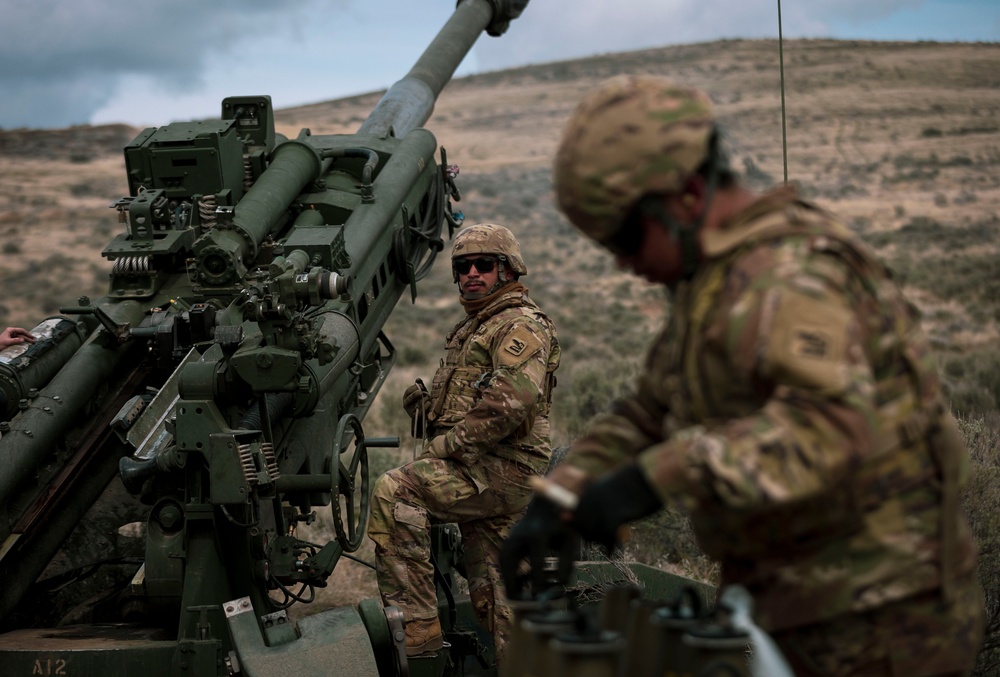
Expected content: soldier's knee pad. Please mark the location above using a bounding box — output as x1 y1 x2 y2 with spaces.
368 472 404 540
391 501 431 559
371 470 402 505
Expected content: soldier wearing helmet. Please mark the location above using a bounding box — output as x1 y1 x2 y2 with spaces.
503 75 983 675
368 223 560 665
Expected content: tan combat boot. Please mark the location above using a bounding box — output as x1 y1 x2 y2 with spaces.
405 617 444 656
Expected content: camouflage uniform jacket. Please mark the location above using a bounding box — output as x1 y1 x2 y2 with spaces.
562 185 977 631
426 282 560 477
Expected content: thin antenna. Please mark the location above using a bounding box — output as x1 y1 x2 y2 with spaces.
777 0 789 184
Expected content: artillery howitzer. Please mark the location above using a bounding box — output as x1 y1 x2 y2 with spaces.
0 1 734 674
0 2 531 675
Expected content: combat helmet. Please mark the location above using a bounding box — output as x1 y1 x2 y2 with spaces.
451 223 527 282
553 75 716 252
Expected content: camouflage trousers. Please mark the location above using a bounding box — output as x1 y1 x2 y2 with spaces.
367 454 534 665
771 573 984 676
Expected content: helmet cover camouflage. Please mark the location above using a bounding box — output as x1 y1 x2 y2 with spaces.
553 75 715 246
451 223 528 277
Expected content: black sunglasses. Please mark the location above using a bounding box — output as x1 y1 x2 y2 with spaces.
453 256 497 275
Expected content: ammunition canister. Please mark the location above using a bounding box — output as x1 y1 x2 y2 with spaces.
551 629 624 677
681 620 751 677
520 609 577 677
598 584 641 634
502 596 567 677
649 607 702 677
619 598 668 677
651 586 704 677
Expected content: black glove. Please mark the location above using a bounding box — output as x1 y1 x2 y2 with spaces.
402 380 429 417
500 497 578 600
573 464 663 556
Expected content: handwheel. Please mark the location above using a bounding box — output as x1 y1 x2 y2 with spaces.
331 412 369 552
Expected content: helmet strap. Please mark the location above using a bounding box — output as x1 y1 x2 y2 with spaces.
496 256 509 283
641 133 722 280
641 201 700 280
485 269 506 296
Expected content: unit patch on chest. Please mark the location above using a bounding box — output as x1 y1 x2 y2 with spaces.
497 325 543 368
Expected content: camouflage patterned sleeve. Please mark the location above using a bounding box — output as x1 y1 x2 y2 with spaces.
550 306 679 486
638 257 878 511
560 391 664 481
438 317 553 465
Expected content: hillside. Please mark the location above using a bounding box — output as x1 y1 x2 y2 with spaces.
2 37 1000 670
2 39 998 381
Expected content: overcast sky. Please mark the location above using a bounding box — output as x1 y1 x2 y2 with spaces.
2 0 997 130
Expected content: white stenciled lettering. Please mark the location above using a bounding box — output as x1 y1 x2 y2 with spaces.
31 658 68 675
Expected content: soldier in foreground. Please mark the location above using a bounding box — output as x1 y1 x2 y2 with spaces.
502 75 984 676
368 224 560 663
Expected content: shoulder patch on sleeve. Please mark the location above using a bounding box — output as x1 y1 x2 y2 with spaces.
764 288 854 395
496 324 544 368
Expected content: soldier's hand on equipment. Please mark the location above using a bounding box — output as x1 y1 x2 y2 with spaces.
572 464 663 556
402 379 429 418
0 327 36 350
500 495 577 600
403 379 431 438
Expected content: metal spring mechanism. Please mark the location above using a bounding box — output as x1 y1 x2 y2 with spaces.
112 256 152 275
237 441 280 487
243 155 255 194
237 443 257 485
261 442 280 481
199 194 217 230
